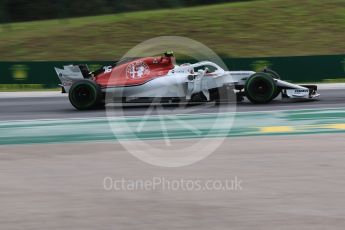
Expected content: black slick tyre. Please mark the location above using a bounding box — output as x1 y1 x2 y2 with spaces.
69 80 102 110
262 68 281 99
245 73 277 104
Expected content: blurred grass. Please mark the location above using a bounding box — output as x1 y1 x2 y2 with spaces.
0 0 344 60
0 84 59 91
322 78 345 83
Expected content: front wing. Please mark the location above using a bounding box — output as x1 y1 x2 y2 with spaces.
276 80 319 99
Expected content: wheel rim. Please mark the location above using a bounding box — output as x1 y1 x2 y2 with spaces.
251 79 272 99
75 86 92 102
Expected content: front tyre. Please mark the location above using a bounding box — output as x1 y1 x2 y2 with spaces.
245 73 277 104
263 68 280 80
262 68 281 99
69 80 102 110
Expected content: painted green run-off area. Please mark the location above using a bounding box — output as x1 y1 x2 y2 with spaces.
1 108 345 145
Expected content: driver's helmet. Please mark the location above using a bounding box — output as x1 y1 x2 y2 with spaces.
164 50 176 65
164 50 174 57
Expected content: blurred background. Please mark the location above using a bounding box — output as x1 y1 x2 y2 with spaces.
1 0 240 22
0 0 344 91
0 0 344 61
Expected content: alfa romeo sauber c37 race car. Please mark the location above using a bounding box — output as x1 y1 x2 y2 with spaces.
55 52 319 110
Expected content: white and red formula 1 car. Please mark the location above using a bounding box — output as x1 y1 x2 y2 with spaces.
55 52 319 110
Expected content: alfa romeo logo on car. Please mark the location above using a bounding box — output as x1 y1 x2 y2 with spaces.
126 61 150 79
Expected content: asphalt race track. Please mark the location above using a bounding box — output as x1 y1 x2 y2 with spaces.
1 87 345 120
1 86 345 230
1 135 345 229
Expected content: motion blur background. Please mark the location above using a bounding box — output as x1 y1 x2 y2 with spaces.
0 0 344 60
0 0 344 90
1 0 239 22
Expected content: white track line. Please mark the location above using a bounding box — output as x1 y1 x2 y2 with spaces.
0 91 65 98
316 83 345 90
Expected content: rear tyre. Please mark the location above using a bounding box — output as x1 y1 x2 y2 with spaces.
245 73 277 104
69 80 102 110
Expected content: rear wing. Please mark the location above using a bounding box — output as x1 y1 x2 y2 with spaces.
54 65 84 93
